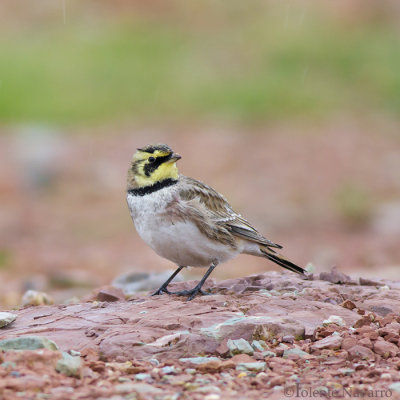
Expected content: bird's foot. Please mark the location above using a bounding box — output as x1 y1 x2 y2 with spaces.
171 287 210 301
151 286 173 296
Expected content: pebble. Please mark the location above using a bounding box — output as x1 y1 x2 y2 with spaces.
283 348 309 359
179 356 220 364
1 361 17 369
21 290 54 307
358 337 373 349
341 337 357 351
95 286 125 302
56 351 82 377
116 383 163 395
161 366 176 374
236 362 266 372
282 335 295 344
389 382 400 393
311 335 343 351
185 368 196 374
262 351 276 358
338 368 355 376
347 345 375 360
194 385 221 393
204 395 221 400
341 300 356 310
0 312 17 328
373 340 398 359
305 263 316 273
0 336 58 351
251 340 265 352
135 373 151 381
323 315 346 327
227 338 254 355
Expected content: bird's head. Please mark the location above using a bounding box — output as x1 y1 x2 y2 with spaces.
127 144 181 189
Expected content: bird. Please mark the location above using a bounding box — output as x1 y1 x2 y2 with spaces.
126 143 306 301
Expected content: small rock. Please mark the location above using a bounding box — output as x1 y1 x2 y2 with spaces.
196 360 223 373
227 338 254 356
305 263 316 274
358 338 373 349
283 348 309 359
94 286 125 302
319 267 354 284
323 315 346 327
194 386 221 394
0 312 17 328
370 305 393 317
204 395 220 400
179 357 220 365
134 373 151 381
185 368 196 374
359 277 384 287
161 366 176 374
337 368 355 376
236 362 266 372
56 351 82 377
373 340 398 359
347 345 375 361
389 382 400 393
353 316 372 328
262 351 276 358
311 335 343 351
21 290 54 307
379 322 400 336
230 354 256 364
282 335 295 344
251 340 265 352
115 383 163 395
315 386 329 396
201 315 305 341
0 336 58 351
340 300 356 310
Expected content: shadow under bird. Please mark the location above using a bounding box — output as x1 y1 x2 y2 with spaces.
126 144 306 300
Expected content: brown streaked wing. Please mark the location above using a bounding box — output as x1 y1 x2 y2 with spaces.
178 176 282 249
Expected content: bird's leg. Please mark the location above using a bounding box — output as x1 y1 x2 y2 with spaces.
152 266 185 296
173 261 218 301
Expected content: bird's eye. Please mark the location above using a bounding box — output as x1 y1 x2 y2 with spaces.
148 157 155 163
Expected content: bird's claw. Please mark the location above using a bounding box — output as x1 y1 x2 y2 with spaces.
152 287 173 296
171 288 210 301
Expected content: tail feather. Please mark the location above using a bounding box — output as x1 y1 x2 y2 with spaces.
260 248 305 275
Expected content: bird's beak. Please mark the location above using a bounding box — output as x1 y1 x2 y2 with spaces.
169 153 182 162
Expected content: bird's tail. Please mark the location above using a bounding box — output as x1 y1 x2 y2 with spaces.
260 247 305 275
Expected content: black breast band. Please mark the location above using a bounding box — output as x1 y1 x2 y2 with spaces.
127 178 178 197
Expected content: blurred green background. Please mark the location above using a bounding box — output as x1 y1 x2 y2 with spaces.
1 0 399 307
1 0 400 125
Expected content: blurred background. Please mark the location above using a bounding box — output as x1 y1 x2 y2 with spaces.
1 0 399 308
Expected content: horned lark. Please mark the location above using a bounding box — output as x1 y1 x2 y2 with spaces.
127 144 305 300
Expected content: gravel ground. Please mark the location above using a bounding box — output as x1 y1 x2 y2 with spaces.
1 270 400 399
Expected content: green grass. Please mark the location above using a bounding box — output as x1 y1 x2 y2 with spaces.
0 4 399 126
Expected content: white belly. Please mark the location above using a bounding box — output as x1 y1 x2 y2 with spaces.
127 192 238 267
